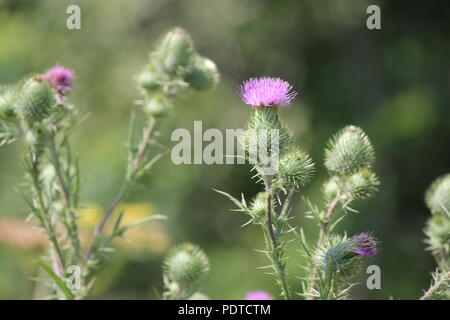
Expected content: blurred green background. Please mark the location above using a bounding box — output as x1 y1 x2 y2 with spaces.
0 0 449 299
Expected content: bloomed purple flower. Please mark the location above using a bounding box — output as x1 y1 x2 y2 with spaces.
244 291 273 300
43 65 75 94
239 77 297 107
350 232 378 257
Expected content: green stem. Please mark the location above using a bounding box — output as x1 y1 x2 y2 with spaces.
307 193 341 299
49 136 81 259
264 180 292 300
86 116 157 261
420 271 450 300
28 151 66 272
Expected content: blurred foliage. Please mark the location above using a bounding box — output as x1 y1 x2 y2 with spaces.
0 0 449 299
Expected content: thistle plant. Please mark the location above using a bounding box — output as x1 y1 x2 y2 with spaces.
420 174 450 300
0 27 218 299
217 77 379 300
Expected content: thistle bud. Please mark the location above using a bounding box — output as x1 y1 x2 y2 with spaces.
143 94 172 118
17 77 55 125
313 235 362 280
325 126 375 175
0 86 18 121
424 214 450 256
345 169 379 200
136 67 163 92
425 174 450 216
163 243 210 288
184 56 220 91
278 147 315 189
249 192 268 221
158 28 195 74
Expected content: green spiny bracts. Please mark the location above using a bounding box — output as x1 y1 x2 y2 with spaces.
323 169 379 202
313 235 362 280
157 27 196 75
425 174 450 216
136 66 165 92
325 125 375 176
143 94 173 118
425 214 450 257
183 56 220 91
163 243 210 291
249 192 269 222
241 107 292 159
0 85 18 121
277 147 315 189
17 77 55 126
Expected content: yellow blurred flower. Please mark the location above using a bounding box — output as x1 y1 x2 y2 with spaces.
78 201 169 254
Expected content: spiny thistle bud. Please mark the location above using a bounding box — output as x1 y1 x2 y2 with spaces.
17 77 55 126
163 243 210 288
0 86 18 121
345 169 379 200
324 169 379 201
424 215 450 256
157 28 195 74
277 147 315 189
314 233 378 280
425 174 450 216
143 94 172 118
137 67 163 92
325 126 375 176
184 56 220 91
313 235 362 279
249 192 268 221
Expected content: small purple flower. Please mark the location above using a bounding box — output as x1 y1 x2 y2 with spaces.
244 291 273 300
43 65 75 95
239 77 297 107
350 232 379 257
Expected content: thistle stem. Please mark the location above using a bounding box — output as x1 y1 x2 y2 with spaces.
49 136 81 258
86 116 157 261
28 151 66 272
307 193 341 299
264 180 292 300
419 271 450 300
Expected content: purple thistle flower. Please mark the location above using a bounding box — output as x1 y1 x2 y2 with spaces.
239 77 297 107
350 232 379 257
244 291 273 300
43 65 75 95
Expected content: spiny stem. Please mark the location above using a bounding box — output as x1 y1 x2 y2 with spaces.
264 180 292 300
307 193 341 299
420 271 450 300
28 151 66 272
86 116 157 261
131 116 156 174
49 136 81 258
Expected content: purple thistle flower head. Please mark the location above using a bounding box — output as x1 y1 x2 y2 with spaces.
43 65 75 95
350 232 379 257
239 77 297 107
244 291 273 300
